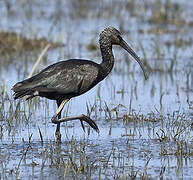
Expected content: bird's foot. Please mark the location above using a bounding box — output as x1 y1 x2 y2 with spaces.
55 131 61 143
79 115 100 133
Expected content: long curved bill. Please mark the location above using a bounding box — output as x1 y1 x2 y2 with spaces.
120 39 148 80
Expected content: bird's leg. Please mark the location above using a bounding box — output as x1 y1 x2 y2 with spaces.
52 114 99 133
51 99 69 142
55 110 62 143
52 99 70 122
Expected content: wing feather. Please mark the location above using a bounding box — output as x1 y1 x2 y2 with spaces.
13 60 100 96
45 64 99 94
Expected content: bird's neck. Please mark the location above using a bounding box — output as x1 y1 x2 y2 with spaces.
99 40 114 76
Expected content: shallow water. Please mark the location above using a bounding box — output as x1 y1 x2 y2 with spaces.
0 0 193 179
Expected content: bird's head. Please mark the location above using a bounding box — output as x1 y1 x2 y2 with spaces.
100 27 148 80
100 27 122 45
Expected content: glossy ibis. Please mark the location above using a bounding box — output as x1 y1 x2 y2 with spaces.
12 27 148 141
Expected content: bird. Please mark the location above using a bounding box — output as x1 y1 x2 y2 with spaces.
12 27 148 142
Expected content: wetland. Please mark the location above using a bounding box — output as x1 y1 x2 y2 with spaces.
0 0 193 179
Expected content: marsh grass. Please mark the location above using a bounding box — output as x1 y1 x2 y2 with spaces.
0 31 62 71
3 79 191 179
0 76 192 178
148 0 183 25
0 31 61 54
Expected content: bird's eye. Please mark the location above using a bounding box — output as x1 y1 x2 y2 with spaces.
117 35 122 41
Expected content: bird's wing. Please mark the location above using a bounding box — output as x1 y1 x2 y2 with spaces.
15 62 100 95
44 63 99 94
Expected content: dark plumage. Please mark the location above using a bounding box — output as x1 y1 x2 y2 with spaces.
13 60 103 100
12 27 148 141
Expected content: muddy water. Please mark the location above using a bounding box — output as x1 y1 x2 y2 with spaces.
0 0 193 179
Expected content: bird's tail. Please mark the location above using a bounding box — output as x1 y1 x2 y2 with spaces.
12 82 31 100
13 90 30 100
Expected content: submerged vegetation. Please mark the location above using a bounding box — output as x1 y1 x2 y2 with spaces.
0 0 193 179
